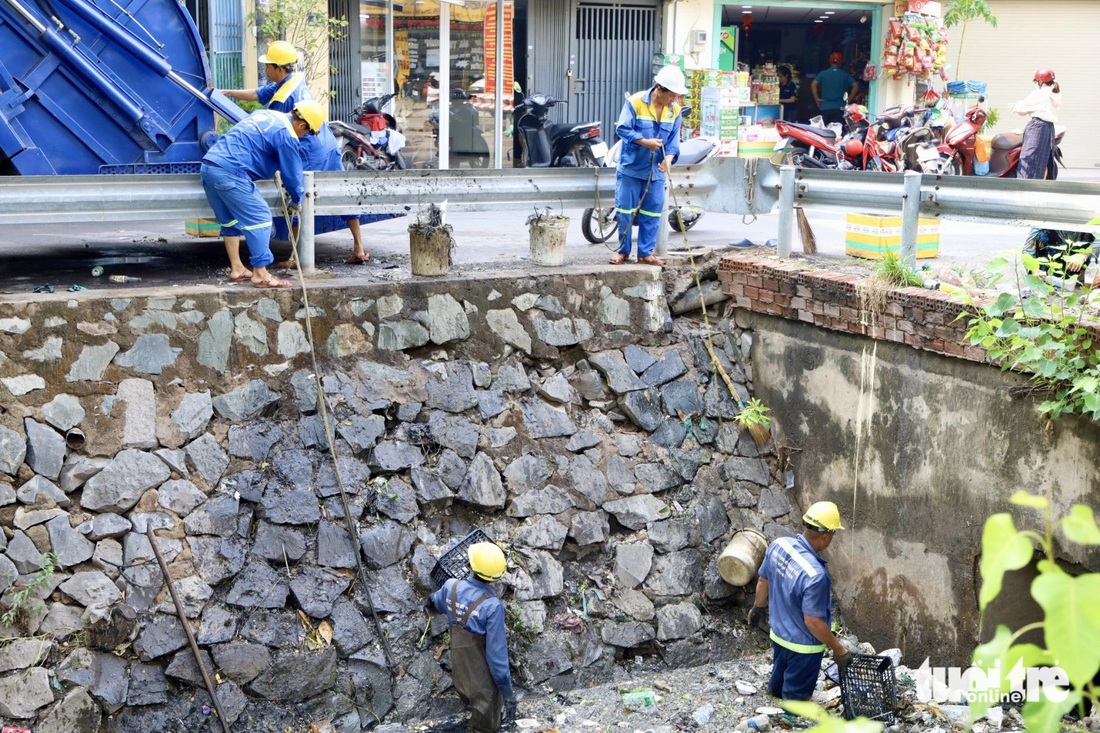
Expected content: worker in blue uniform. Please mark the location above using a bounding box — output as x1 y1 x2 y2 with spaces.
609 64 687 269
748 501 853 700
199 100 323 288
429 542 516 732
222 41 369 266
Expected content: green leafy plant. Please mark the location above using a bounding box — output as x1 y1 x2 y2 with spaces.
971 491 1100 730
734 397 771 430
961 253 1100 420
782 701 883 733
979 107 999 135
2 552 59 629
873 250 924 288
248 0 349 100
943 0 998 79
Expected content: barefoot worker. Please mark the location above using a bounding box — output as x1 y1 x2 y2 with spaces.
199 100 323 289
221 41 369 267
608 64 687 269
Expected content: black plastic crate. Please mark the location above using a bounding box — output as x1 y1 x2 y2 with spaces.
839 654 898 724
429 529 495 589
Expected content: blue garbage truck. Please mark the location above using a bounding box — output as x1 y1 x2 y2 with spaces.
0 0 244 174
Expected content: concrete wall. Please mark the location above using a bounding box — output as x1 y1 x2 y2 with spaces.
744 310 1100 666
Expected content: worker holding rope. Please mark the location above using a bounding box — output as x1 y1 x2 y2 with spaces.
608 65 688 268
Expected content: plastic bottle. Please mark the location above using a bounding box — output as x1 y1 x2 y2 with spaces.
736 714 771 732
108 275 142 283
91 265 105 277
936 267 963 286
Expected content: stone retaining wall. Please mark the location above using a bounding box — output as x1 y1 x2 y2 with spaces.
0 269 786 731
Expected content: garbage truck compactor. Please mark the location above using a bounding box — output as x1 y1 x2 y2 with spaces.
0 0 245 175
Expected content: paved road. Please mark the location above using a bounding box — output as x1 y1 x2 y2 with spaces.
1 168 1096 295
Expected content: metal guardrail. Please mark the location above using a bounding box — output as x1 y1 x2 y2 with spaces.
0 157 777 273
4 162 1097 273
775 166 1100 263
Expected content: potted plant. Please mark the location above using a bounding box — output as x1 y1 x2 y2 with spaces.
526 205 569 267
408 202 453 276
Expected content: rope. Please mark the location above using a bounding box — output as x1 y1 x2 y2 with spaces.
662 144 744 398
275 173 396 670
741 157 758 226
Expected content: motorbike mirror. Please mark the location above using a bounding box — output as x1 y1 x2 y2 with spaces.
978 95 986 103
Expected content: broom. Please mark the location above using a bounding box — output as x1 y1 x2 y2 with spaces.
795 205 817 254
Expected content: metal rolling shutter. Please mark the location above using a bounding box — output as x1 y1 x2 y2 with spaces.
943 0 1099 169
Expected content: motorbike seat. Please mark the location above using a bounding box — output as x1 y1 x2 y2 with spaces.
549 122 574 140
992 132 1023 150
677 138 716 165
783 122 837 140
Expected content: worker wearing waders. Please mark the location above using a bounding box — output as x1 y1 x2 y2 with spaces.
429 542 516 732
199 101 323 288
221 41 370 267
747 501 853 699
608 65 687 269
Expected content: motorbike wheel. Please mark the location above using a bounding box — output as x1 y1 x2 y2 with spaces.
341 145 359 172
917 154 961 176
571 144 600 167
581 207 618 244
669 209 702 233
783 146 811 166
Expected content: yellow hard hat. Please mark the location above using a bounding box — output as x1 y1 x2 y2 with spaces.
803 501 845 531
468 542 506 581
259 41 299 66
293 99 325 133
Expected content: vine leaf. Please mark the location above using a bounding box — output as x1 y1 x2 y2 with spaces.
1009 491 1049 510
979 513 1034 611
972 628 1052 724
1061 504 1100 546
1031 571 1100 687
1022 689 1081 733
782 701 884 733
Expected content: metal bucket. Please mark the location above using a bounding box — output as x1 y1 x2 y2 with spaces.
529 218 569 266
717 528 768 586
408 224 453 276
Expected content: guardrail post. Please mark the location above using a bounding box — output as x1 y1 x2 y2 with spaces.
900 170 922 267
299 171 316 275
776 165 796 259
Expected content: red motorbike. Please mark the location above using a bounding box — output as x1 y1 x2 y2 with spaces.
916 96 1065 177
772 118 843 169
838 103 940 173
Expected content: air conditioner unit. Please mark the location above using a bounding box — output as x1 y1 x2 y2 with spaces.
689 29 709 49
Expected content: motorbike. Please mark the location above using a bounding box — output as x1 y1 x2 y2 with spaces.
580 136 719 244
428 88 490 168
329 93 408 171
513 93 608 168
772 118 843 169
916 96 1066 177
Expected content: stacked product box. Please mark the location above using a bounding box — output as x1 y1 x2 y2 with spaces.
652 52 686 75
686 69 740 156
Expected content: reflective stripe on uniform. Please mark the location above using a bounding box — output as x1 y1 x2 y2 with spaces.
628 92 681 124
774 537 820 578
269 74 304 106
220 219 239 228
771 629 826 653
241 221 271 231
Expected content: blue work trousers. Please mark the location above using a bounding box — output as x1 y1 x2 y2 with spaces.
769 641 824 700
200 164 275 269
615 171 664 258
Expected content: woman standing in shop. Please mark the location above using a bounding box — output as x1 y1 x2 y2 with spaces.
1012 68 1060 180
777 66 798 122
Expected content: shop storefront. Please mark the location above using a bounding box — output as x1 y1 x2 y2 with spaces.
710 2 883 124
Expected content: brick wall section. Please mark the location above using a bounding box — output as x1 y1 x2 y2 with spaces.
717 255 992 363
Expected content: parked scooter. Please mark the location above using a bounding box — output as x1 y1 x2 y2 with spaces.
580 136 719 244
513 93 608 168
329 93 408 171
772 118 843 168
428 88 490 168
916 96 1066 177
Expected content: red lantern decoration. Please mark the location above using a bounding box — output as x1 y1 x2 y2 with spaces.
742 12 752 35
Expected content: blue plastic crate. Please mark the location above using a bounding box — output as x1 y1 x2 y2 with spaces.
946 80 987 96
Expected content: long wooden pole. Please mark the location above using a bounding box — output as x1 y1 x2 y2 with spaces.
146 526 232 733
